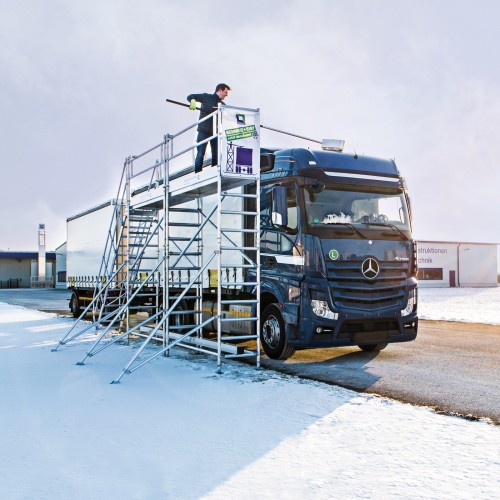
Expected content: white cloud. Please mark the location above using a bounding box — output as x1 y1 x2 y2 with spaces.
0 0 499 250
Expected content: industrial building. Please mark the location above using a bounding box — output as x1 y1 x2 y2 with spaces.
3 240 497 289
417 241 498 288
0 251 57 288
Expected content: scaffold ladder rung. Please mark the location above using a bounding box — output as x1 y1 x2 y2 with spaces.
220 335 258 341
220 317 258 323
220 246 258 251
220 210 257 216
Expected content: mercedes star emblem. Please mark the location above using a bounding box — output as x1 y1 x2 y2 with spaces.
361 257 380 279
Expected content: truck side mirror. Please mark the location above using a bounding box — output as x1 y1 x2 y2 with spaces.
260 153 275 172
272 186 288 227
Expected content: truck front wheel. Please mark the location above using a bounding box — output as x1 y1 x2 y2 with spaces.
260 304 295 360
358 343 388 352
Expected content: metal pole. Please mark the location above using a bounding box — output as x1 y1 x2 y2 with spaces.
216 105 223 374
125 157 132 334
260 124 322 144
255 124 262 369
164 136 170 349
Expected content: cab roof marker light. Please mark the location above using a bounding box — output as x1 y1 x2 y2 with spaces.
321 139 345 152
324 172 400 182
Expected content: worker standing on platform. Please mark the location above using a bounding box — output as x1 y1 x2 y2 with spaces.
187 83 231 173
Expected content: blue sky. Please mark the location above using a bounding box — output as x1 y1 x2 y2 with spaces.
1 0 499 255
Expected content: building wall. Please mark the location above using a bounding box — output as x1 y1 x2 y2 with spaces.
458 244 498 287
417 241 498 288
55 243 67 289
0 259 31 287
30 260 56 287
0 252 57 288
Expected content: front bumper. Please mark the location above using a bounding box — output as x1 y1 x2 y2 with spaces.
288 309 418 348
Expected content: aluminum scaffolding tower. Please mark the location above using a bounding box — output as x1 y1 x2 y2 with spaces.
54 105 261 381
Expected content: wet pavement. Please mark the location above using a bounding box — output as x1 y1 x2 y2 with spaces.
0 288 72 315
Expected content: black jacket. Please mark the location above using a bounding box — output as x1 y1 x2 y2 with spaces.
186 92 224 134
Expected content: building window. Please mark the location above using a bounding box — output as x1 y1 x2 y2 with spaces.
418 268 443 280
58 271 67 283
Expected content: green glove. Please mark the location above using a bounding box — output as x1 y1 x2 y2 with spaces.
189 99 197 110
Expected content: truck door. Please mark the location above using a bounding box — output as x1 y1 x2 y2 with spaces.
260 184 303 288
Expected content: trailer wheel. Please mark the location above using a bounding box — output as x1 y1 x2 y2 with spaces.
170 300 191 333
260 304 295 360
358 343 388 352
70 292 81 318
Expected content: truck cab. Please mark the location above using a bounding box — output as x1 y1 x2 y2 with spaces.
255 146 418 359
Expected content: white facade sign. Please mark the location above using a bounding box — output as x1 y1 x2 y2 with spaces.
417 241 498 288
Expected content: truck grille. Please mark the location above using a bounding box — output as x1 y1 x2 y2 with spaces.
326 260 408 311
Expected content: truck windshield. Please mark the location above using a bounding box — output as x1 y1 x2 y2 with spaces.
304 186 411 233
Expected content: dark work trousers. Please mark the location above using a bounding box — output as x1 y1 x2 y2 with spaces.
195 131 218 173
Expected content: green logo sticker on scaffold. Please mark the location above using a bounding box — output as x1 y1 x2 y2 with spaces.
225 125 257 141
329 249 339 261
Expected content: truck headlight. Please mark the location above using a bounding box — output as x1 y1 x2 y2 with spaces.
401 288 417 317
311 300 338 320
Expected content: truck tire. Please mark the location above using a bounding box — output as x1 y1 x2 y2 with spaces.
358 343 388 352
70 292 81 318
170 299 191 333
260 304 295 360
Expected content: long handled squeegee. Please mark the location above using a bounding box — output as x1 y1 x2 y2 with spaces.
165 98 321 144
166 98 190 108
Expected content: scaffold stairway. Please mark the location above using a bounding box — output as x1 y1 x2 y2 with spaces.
53 157 163 352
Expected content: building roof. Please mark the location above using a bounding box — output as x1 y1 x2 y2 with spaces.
0 251 57 260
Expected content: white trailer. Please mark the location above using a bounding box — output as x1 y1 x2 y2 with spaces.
67 201 116 283
66 201 116 315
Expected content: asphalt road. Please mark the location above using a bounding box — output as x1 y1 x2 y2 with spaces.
0 288 71 313
1 289 499 423
260 321 500 424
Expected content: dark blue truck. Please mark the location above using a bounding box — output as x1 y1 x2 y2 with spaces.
251 146 418 359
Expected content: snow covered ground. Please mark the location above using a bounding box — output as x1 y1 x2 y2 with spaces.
0 293 499 499
419 286 500 325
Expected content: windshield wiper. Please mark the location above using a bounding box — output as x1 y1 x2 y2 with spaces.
326 222 367 239
361 222 409 240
